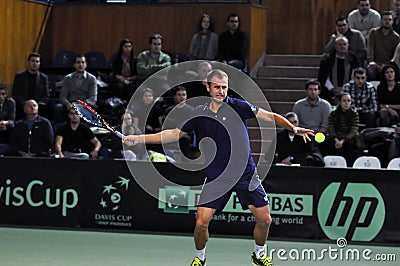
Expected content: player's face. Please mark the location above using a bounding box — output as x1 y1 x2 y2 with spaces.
28 56 40 72
206 75 229 103
339 94 352 110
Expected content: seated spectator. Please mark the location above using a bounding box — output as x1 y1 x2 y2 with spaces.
377 65 400 126
324 16 366 65
367 11 400 80
54 55 98 123
185 61 212 101
110 38 138 101
8 100 53 157
189 13 218 60
318 36 361 104
110 112 147 160
274 112 324 167
0 84 15 155
218 13 248 70
54 107 101 159
390 42 400 80
163 86 195 160
388 126 400 161
343 67 378 128
133 88 163 152
12 52 50 120
136 34 171 81
348 0 381 43
293 79 331 134
392 0 400 34
327 93 361 165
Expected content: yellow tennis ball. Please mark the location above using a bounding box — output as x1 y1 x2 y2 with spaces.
315 132 325 143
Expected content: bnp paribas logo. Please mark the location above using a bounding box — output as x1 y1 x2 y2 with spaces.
158 186 194 214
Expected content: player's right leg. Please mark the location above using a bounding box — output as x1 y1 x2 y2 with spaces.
190 206 215 266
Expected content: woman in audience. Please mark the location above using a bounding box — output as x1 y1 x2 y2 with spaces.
111 38 138 101
390 43 400 80
327 92 360 165
189 13 218 60
377 65 400 127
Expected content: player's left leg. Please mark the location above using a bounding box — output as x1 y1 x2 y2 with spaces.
248 204 273 266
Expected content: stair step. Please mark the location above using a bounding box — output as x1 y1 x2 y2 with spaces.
263 89 304 102
264 54 321 67
269 101 294 115
257 66 319 78
254 77 309 89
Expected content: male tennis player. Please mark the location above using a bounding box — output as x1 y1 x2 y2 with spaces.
123 69 314 266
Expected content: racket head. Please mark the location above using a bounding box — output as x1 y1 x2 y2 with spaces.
71 101 103 127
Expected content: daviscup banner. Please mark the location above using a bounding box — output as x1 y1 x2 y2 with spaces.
0 157 399 244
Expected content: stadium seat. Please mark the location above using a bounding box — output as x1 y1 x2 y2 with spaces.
52 50 76 67
84 51 107 69
323 155 347 168
387 158 400 170
352 156 381 169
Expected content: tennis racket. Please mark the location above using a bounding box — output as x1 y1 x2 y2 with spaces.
71 100 125 139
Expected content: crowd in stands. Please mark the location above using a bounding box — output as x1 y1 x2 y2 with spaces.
2 2 400 169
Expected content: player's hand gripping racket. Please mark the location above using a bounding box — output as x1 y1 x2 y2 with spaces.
71 100 125 139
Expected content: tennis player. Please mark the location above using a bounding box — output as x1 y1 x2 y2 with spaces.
123 69 314 266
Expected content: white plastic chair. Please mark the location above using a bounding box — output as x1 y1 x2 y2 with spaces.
387 158 400 170
323 156 347 168
352 156 381 169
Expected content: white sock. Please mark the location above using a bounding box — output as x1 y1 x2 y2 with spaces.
254 243 265 259
195 247 206 261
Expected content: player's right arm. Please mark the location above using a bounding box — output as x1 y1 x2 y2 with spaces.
123 128 186 146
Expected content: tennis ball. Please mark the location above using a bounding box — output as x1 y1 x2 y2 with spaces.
315 132 325 143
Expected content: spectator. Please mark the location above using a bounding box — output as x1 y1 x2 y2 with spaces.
189 13 218 60
367 11 400 80
327 93 360 165
186 61 212 100
8 99 53 157
343 67 378 128
110 38 138 101
392 0 400 34
293 79 331 134
54 55 98 123
163 86 195 160
389 42 400 79
133 88 164 152
54 107 101 159
12 52 50 120
274 112 324 167
136 34 171 81
218 13 248 70
324 16 367 65
318 36 361 104
110 112 147 160
0 84 15 155
377 65 400 127
348 0 381 43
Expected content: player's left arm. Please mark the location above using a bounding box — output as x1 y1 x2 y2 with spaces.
256 108 314 142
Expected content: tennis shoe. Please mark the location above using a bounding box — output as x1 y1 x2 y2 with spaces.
190 257 206 266
251 252 273 266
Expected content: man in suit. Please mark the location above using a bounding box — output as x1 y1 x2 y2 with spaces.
12 52 50 120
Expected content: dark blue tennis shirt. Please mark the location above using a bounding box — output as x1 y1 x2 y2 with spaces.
181 96 259 181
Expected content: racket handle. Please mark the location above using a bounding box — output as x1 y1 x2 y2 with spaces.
115 131 125 139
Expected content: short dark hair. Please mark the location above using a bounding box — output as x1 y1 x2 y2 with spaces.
353 67 367 76
305 78 321 90
148 34 163 45
381 10 393 17
28 52 41 61
335 15 348 24
207 69 228 85
226 13 239 22
175 86 187 94
74 54 86 63
284 112 298 120
338 92 351 102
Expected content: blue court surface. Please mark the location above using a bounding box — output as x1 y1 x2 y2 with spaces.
0 227 398 265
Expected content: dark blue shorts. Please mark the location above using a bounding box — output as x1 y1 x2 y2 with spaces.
198 171 269 211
